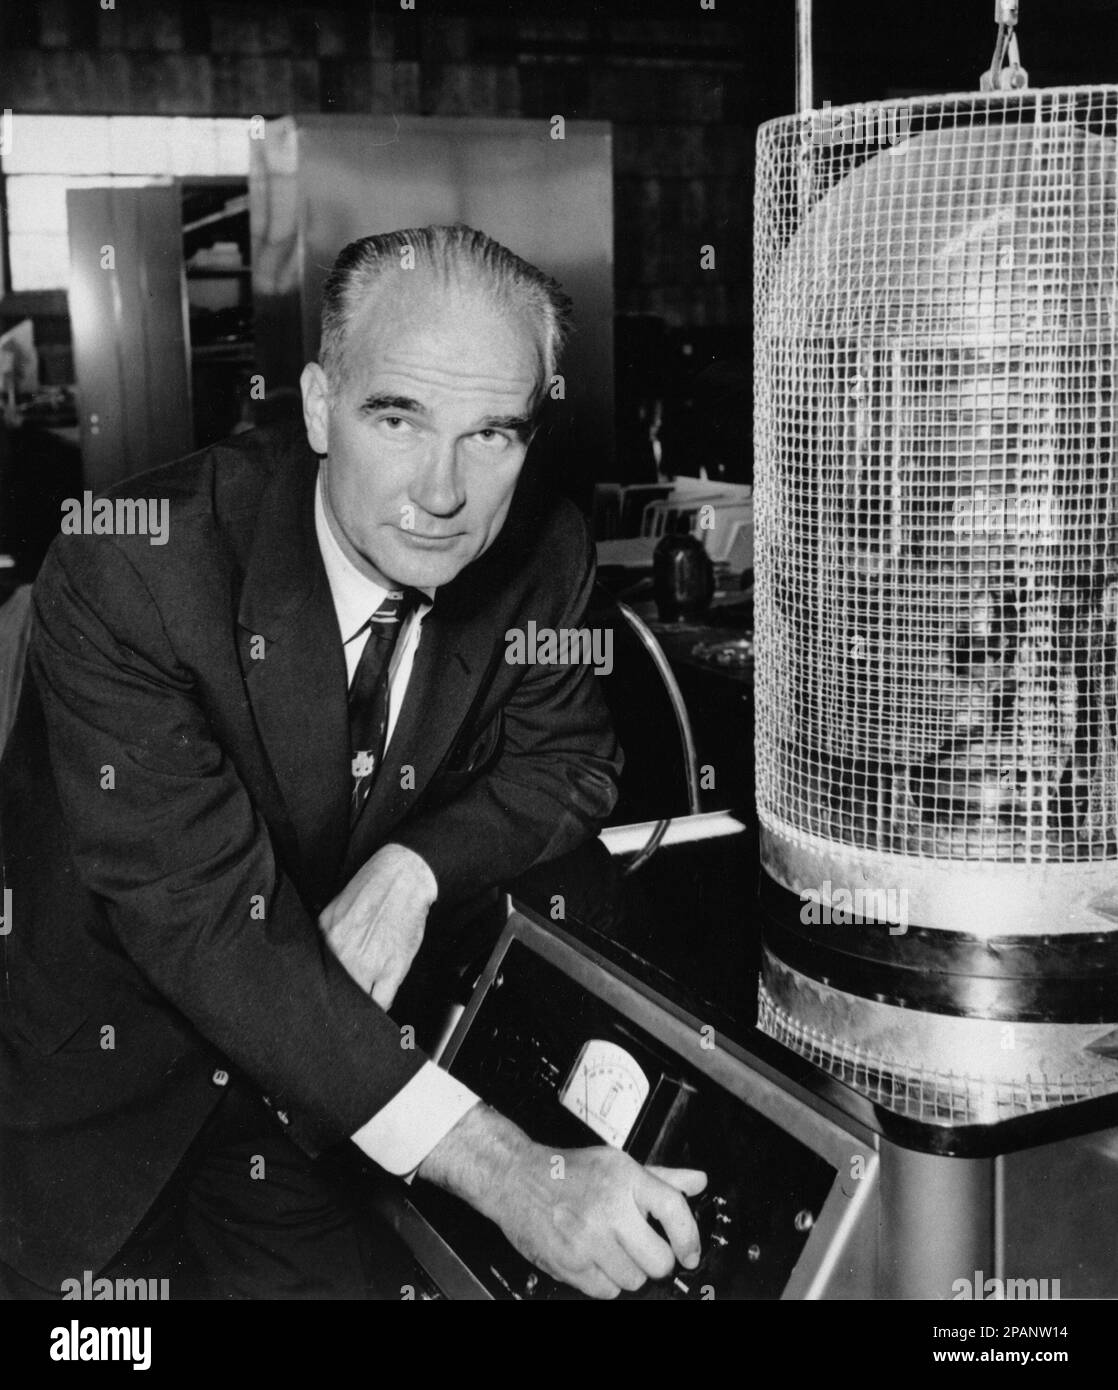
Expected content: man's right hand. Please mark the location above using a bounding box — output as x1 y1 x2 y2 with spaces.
416 1103 707 1299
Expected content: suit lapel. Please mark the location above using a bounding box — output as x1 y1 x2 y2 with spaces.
236 446 350 907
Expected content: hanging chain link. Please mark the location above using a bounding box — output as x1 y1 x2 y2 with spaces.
981 0 1029 91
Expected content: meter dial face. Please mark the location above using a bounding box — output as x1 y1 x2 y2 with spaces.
559 1039 650 1148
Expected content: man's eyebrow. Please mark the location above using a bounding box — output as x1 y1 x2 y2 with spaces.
359 393 426 414
357 397 533 438
481 415 533 438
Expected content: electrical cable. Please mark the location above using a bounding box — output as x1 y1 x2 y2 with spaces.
613 600 703 875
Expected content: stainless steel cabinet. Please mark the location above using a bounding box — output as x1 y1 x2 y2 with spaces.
66 184 194 492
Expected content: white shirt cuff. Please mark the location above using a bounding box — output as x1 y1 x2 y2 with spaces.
351 1062 480 1178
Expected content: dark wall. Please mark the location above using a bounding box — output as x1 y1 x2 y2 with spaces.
0 0 759 330
812 0 1118 102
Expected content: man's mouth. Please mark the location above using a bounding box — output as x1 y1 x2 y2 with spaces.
397 528 463 548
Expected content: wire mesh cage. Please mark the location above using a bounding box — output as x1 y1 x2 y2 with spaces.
754 86 1118 937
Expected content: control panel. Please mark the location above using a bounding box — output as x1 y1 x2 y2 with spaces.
400 927 839 1300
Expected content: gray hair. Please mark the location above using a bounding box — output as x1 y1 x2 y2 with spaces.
318 224 573 410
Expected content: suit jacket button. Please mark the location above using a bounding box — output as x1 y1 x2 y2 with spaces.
212 1069 230 1087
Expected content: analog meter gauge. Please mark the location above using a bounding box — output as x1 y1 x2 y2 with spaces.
559 1039 651 1148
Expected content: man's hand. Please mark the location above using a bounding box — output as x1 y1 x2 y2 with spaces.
318 843 438 1009
418 1104 707 1299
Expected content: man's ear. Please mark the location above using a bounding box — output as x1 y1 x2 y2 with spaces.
300 363 331 456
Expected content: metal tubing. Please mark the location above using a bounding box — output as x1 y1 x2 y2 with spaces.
616 600 702 816
796 0 814 114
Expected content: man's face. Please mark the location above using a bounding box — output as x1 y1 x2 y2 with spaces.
301 274 540 592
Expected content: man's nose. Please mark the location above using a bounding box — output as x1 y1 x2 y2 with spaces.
412 437 465 518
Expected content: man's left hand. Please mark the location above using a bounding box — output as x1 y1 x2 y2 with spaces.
318 843 438 1009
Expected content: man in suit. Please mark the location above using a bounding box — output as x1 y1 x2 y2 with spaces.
0 225 705 1300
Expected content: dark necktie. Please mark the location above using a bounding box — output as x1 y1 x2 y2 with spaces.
348 588 415 826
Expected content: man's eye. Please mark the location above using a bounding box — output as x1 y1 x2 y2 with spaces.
473 429 510 448
377 415 412 434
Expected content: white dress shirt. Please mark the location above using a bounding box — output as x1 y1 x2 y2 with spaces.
314 471 480 1176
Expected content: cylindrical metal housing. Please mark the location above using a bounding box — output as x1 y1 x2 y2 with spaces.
754 88 1118 1121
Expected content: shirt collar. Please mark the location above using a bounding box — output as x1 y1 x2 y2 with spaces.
314 468 429 644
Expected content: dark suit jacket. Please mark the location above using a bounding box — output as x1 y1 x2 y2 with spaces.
0 423 620 1288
